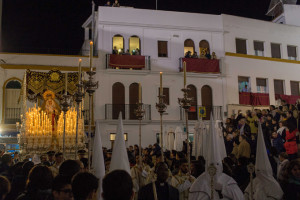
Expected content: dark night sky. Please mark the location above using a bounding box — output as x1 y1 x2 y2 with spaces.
1 0 296 54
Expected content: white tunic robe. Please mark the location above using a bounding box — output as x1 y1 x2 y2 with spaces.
189 173 244 200
244 175 283 200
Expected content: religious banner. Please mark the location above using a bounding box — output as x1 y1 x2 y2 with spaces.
275 94 300 104
181 58 220 73
109 54 145 69
26 69 79 101
251 93 270 106
199 106 206 118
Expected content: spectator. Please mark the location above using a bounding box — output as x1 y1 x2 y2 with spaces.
59 160 82 179
282 160 300 200
52 175 73 200
191 52 198 58
102 170 133 200
72 172 99 200
0 154 13 179
238 118 251 138
50 152 64 177
44 151 55 166
104 1 111 6
112 0 120 7
112 46 118 55
0 176 10 200
277 152 289 184
247 111 258 135
237 135 251 159
184 51 191 58
284 123 298 160
271 130 284 153
17 165 53 200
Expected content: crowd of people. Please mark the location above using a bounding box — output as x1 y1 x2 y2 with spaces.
0 100 300 200
104 0 120 7
184 49 217 60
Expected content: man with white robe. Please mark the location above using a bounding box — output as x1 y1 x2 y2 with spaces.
189 116 244 200
193 120 206 158
244 123 283 200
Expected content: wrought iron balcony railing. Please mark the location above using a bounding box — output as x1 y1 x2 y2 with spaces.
5 108 21 124
105 104 151 120
180 105 223 121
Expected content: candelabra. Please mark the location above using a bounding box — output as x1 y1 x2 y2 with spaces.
58 93 73 158
84 70 99 171
74 81 85 159
178 87 193 173
247 162 255 200
134 103 145 166
208 163 217 199
156 94 167 162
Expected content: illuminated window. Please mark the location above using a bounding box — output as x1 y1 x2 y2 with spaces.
184 39 195 55
199 40 210 56
112 34 124 54
238 76 250 92
129 36 141 55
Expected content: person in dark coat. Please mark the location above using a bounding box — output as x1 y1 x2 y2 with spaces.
138 162 179 200
282 160 300 200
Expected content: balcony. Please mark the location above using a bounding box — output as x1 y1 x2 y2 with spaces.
105 104 151 120
106 54 151 70
179 57 220 73
180 105 223 121
4 108 21 124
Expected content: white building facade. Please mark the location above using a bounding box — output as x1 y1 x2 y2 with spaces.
1 5 300 149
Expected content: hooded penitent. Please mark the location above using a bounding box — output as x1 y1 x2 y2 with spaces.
109 112 131 174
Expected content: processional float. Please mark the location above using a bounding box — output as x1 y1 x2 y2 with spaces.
17 41 98 163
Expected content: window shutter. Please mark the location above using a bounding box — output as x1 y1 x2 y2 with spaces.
256 78 266 87
158 41 168 57
254 41 264 51
274 80 284 95
271 43 281 58
236 39 247 54
290 81 299 96
287 46 297 58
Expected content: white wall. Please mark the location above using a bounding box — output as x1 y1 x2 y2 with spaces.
284 5 300 27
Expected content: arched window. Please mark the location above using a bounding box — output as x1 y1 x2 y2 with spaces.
112 34 124 54
199 40 210 56
112 82 125 119
184 39 195 56
201 85 213 120
187 84 197 120
129 36 141 55
129 83 139 120
3 79 22 124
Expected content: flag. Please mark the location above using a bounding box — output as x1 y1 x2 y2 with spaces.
92 120 105 200
109 112 130 174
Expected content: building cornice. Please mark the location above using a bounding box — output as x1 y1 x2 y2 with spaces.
0 64 94 71
99 21 224 33
225 52 300 64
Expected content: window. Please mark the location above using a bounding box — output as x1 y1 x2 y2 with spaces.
287 46 297 60
112 34 124 54
112 82 125 119
256 78 267 93
238 76 250 92
290 81 299 96
129 36 141 55
236 38 247 54
184 39 195 55
254 41 264 56
199 40 210 56
271 43 281 58
158 41 168 57
158 87 169 105
274 80 284 95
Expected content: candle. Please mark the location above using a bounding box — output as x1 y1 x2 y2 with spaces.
139 83 142 103
89 41 93 71
78 58 82 83
65 72 68 94
160 72 163 96
183 61 187 87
